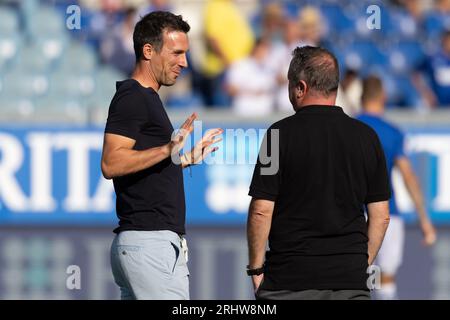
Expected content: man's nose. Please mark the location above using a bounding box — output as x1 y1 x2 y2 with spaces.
179 54 188 68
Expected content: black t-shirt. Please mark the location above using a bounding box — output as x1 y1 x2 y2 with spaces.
105 79 186 235
249 105 390 291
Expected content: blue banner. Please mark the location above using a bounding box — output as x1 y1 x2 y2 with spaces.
0 125 449 225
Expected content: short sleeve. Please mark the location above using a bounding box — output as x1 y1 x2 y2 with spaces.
248 126 281 201
365 131 391 204
393 129 406 159
105 90 148 140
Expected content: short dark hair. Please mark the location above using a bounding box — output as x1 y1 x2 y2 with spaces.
133 11 190 61
287 46 339 96
361 75 384 104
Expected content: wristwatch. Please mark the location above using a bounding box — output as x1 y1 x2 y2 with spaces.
246 265 264 276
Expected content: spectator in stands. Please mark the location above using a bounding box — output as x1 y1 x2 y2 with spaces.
298 6 327 48
101 7 136 76
391 0 426 39
425 0 450 38
413 30 450 107
257 2 285 44
136 0 173 20
267 7 328 112
198 0 254 107
225 38 276 117
79 0 125 50
266 18 303 112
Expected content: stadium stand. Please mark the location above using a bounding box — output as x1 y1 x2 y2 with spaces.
0 0 449 123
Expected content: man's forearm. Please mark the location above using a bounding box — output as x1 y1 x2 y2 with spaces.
404 174 429 223
397 157 431 224
367 217 390 265
366 200 390 265
102 143 171 179
247 202 273 268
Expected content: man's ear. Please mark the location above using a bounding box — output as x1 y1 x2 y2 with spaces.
142 43 154 60
297 80 307 98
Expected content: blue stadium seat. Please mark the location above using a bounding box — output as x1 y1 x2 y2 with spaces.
35 34 69 66
27 6 65 37
17 45 53 73
425 11 450 39
41 0 75 6
95 66 126 97
87 66 126 111
340 40 388 74
375 71 421 108
48 70 96 98
388 40 426 74
57 43 97 73
0 32 22 72
387 8 423 40
166 91 204 109
35 95 88 122
320 3 354 37
369 70 402 107
0 95 36 118
2 68 49 98
394 75 422 108
0 7 19 35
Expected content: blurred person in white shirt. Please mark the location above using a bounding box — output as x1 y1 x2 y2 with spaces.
266 18 303 112
226 38 276 117
267 7 327 112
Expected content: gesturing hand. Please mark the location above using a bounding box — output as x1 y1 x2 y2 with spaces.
170 112 197 156
182 128 223 167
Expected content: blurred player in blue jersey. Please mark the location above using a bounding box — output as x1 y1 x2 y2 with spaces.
357 75 437 300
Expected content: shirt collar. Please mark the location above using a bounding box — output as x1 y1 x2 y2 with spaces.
295 105 344 114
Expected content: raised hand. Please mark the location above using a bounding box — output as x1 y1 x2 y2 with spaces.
183 128 223 166
170 112 197 156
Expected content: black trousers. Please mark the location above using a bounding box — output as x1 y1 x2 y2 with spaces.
256 289 371 300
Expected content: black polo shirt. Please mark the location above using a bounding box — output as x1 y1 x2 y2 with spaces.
105 79 186 235
249 105 390 291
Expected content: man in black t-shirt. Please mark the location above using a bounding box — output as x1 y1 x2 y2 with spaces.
247 46 391 300
101 12 222 300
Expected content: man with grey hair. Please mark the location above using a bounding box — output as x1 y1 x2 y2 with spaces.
247 46 391 300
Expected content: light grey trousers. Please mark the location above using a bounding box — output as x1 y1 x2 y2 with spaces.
110 230 189 300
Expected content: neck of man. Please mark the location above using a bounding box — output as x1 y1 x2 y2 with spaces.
295 93 337 111
362 100 384 115
132 61 160 92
